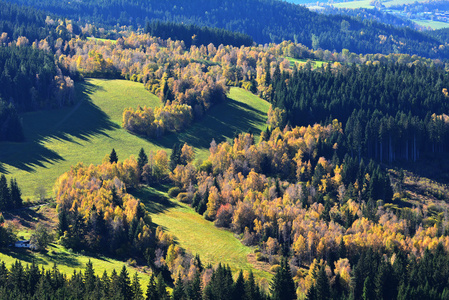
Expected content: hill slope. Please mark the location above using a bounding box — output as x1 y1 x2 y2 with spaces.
0 79 269 199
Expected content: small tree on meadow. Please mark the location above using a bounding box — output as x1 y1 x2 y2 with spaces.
110 148 118 164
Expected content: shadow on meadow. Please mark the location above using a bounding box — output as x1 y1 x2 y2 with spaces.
150 96 267 151
1 244 82 269
129 185 180 215
0 81 119 172
3 207 50 229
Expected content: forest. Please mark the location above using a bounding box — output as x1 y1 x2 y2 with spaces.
2 0 449 299
4 0 449 59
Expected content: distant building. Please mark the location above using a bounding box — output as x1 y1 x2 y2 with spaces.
14 240 37 250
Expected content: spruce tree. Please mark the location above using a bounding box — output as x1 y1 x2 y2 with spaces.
84 260 96 293
137 148 148 174
0 175 10 210
233 270 246 300
187 272 202 300
270 258 296 300
155 273 168 300
119 265 132 300
172 274 185 300
10 179 21 209
315 265 330 300
145 273 158 300
110 148 118 164
131 272 143 300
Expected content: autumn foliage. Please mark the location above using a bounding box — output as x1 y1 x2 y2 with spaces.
55 157 153 256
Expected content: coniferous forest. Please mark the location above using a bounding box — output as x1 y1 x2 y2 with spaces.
2 0 449 299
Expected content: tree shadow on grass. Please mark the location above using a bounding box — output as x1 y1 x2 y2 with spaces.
150 97 267 151
3 207 49 229
129 186 180 215
0 81 119 172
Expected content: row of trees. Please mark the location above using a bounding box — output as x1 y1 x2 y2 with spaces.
145 21 254 49
8 0 449 59
122 103 193 138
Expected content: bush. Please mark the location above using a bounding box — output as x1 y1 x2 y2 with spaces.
168 187 181 198
127 258 137 267
177 192 189 203
256 252 267 262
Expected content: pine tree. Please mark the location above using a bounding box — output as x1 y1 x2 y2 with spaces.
110 148 118 164
270 258 296 300
119 265 132 300
84 260 96 293
315 265 330 300
131 272 143 300
145 273 158 300
233 270 246 300
172 274 185 300
137 148 148 175
156 273 168 300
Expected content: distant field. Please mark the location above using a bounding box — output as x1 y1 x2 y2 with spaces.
0 79 269 200
332 0 374 9
287 57 328 68
383 0 427 7
86 37 117 44
286 0 316 4
133 186 273 285
413 19 449 30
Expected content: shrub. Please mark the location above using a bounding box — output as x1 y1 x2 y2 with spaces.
177 192 189 203
168 187 181 198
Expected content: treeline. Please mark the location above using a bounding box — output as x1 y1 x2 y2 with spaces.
0 99 23 142
0 0 57 43
0 46 75 141
6 0 449 59
306 244 449 300
160 125 449 297
321 7 421 30
0 175 22 211
0 259 271 300
145 21 254 48
270 62 449 163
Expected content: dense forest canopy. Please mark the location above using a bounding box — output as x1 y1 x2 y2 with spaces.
269 62 449 163
5 0 449 59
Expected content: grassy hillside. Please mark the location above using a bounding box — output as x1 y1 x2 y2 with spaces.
0 79 269 199
0 243 153 289
132 186 273 284
0 78 271 287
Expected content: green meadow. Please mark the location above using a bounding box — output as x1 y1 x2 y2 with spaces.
286 57 328 69
132 186 273 284
0 243 153 290
0 79 269 200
